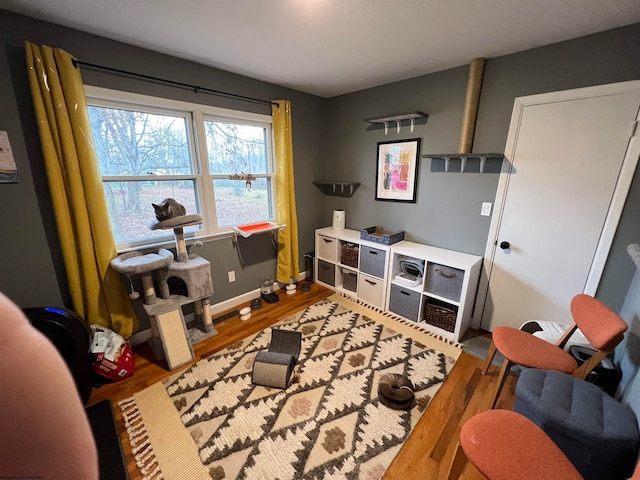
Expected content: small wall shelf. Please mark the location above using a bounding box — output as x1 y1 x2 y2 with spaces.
232 221 285 242
313 181 360 197
364 111 428 134
231 222 285 266
422 153 504 173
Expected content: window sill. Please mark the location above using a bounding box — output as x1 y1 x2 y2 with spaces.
116 230 235 254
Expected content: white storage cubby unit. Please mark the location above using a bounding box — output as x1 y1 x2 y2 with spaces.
386 242 482 342
315 227 397 308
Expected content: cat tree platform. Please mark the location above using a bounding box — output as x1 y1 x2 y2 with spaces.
148 214 203 230
110 249 174 305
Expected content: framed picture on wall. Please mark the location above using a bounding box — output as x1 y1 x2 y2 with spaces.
375 138 421 202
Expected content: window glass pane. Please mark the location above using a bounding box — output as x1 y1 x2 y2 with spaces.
88 106 193 176
104 180 199 244
205 121 268 174
85 87 276 247
213 177 271 227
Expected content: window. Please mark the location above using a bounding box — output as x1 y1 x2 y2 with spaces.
84 86 274 249
204 119 273 228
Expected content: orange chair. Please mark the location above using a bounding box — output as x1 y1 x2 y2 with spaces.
447 409 583 480
482 293 627 408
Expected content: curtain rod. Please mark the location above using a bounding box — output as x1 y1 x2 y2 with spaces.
72 59 280 108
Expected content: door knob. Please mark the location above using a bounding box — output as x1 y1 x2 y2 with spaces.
499 241 510 250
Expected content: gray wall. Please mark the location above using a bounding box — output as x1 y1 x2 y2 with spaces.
323 23 640 314
617 264 640 417
323 66 497 255
1 8 639 329
0 9 326 315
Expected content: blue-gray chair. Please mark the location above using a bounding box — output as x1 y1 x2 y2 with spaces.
515 368 639 480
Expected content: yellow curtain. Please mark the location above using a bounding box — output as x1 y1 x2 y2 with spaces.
25 42 138 337
272 100 300 284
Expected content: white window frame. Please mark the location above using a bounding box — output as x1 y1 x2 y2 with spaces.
84 86 275 250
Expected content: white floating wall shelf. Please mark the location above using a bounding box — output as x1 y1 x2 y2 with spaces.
422 153 504 173
232 221 285 243
313 181 361 197
364 111 428 134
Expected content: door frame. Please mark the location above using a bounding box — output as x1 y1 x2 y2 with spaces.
473 80 640 330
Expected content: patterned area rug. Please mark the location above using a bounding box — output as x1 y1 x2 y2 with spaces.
120 294 461 480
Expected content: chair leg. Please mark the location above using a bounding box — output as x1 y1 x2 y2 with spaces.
490 359 514 409
481 340 498 374
447 441 468 480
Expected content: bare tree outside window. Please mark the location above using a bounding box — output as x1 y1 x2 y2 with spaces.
85 90 275 248
205 120 272 227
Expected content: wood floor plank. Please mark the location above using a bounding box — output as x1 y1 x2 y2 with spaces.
87 284 517 479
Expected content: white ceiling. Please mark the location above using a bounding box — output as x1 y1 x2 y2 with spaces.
3 0 640 98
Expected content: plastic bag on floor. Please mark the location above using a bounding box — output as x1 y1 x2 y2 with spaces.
90 325 135 381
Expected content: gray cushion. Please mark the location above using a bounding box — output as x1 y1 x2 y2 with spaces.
515 368 639 480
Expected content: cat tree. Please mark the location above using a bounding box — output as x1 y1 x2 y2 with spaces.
110 213 215 370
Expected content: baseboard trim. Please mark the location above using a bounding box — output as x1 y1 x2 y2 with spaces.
128 271 307 347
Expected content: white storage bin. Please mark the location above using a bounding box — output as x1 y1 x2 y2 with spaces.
358 273 385 308
317 235 338 262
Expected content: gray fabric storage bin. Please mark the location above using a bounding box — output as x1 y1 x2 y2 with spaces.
318 259 335 286
388 284 421 322
425 263 464 301
360 246 386 279
342 270 357 292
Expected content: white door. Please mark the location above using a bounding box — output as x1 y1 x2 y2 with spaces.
480 82 640 331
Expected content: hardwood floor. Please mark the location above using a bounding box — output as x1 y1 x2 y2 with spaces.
87 283 516 480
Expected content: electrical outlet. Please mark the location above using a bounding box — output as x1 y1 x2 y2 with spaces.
228 270 235 282
481 202 492 216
